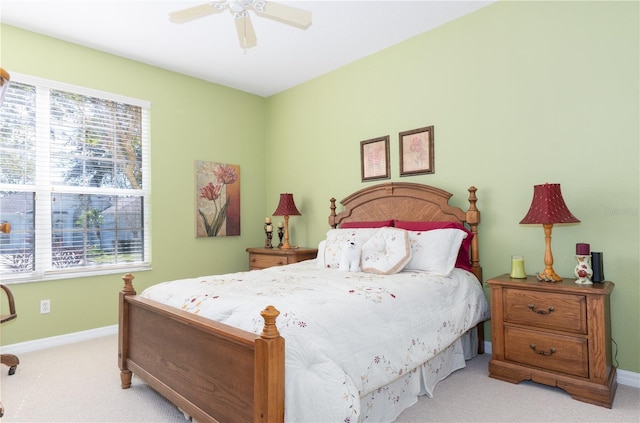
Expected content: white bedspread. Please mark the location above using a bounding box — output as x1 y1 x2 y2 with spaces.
141 260 490 423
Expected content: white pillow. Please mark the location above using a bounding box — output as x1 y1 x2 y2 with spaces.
360 227 412 275
319 229 379 269
405 228 468 276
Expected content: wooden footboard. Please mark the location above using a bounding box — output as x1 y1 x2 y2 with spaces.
118 273 284 423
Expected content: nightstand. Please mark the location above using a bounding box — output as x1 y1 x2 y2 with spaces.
246 247 318 270
487 274 616 408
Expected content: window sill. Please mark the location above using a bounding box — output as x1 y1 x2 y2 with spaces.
1 264 152 285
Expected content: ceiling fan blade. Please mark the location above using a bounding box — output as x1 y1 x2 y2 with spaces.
234 14 257 49
254 1 312 30
169 3 227 24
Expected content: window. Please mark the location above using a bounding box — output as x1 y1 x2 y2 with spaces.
0 74 151 282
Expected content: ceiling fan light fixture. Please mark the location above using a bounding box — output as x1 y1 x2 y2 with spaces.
229 1 246 14
169 0 312 50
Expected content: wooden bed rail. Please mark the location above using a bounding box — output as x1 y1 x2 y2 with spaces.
118 273 285 423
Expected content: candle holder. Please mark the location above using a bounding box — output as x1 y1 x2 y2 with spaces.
509 255 526 279
264 224 273 249
574 254 593 284
277 226 284 248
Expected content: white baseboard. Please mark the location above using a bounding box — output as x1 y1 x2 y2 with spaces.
1 329 638 389
0 325 117 355
483 341 639 389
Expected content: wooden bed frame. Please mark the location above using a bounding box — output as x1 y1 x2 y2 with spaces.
118 182 482 423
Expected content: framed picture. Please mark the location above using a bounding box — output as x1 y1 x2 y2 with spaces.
360 136 390 182
195 161 241 237
399 126 434 176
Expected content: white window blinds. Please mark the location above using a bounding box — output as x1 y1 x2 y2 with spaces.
0 73 151 282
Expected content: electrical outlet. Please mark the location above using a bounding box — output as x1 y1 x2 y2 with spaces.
40 299 51 314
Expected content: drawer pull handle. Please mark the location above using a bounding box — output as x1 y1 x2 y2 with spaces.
529 344 557 356
528 304 554 314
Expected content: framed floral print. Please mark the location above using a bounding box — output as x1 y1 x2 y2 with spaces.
195 161 241 237
360 136 390 182
399 126 434 176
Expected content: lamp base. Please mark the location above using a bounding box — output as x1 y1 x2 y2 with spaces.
536 269 562 282
536 224 562 282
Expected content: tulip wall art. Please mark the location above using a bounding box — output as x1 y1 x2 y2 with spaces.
195 161 241 237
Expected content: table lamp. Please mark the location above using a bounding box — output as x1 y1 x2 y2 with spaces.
272 193 301 249
519 183 580 282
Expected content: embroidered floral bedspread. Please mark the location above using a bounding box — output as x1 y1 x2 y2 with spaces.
141 260 490 423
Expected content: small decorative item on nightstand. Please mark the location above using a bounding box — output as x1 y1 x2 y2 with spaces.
592 252 605 283
574 255 593 284
264 217 273 249
575 243 592 284
509 255 526 279
277 221 284 248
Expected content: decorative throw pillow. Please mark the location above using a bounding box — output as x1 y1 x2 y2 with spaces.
319 229 379 269
404 228 468 276
339 219 393 229
360 227 412 275
394 220 474 272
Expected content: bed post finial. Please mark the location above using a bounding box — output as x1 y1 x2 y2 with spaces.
466 186 479 225
467 186 478 212
121 273 136 296
329 197 338 228
260 305 281 339
465 186 482 281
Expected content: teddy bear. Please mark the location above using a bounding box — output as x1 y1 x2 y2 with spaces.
339 241 361 272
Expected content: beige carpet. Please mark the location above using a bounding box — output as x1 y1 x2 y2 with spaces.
1 335 638 422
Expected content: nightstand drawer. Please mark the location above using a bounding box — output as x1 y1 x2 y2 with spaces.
504 326 589 378
246 247 318 270
250 254 287 269
504 288 587 334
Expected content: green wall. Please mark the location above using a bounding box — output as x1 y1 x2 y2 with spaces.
2 0 639 373
0 25 267 342
264 0 639 373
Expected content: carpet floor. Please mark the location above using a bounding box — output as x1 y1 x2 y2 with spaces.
1 334 638 422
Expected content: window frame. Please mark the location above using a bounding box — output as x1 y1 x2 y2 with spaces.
0 73 151 283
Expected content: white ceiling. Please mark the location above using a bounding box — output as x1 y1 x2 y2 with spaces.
1 0 494 97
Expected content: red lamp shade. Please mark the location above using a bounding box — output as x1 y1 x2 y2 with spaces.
520 183 580 225
272 193 301 217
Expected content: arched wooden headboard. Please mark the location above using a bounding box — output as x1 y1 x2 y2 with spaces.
328 182 481 281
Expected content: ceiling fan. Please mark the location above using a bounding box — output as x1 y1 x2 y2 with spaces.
169 1 312 49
